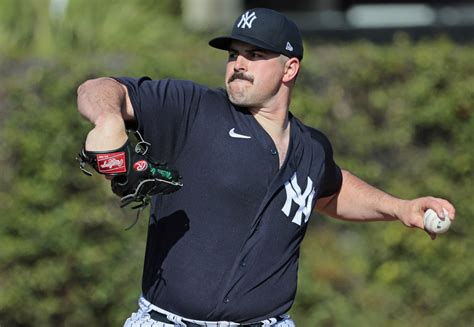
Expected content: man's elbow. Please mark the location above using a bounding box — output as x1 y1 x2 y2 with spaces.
77 78 102 113
77 77 125 119
77 77 111 99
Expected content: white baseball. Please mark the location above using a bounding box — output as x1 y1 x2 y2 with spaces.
423 208 451 234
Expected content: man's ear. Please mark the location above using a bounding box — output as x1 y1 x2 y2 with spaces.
282 58 300 83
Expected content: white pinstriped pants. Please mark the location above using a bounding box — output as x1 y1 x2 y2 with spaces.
123 295 295 327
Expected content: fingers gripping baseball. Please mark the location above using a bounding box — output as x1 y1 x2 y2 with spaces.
397 197 455 238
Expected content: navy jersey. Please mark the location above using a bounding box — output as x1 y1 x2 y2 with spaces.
115 77 342 323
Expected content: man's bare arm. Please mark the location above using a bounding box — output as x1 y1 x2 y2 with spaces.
316 169 455 236
77 77 134 151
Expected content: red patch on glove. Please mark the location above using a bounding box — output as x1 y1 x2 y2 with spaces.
133 160 148 172
97 152 126 174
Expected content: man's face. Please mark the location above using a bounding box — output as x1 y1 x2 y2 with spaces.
225 41 287 108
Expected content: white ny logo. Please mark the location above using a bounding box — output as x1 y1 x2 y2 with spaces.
237 11 257 29
282 173 315 226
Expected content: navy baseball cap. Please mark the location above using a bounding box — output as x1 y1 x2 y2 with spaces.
209 8 304 60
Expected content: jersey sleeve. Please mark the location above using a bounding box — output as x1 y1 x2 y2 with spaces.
310 128 343 198
113 76 204 162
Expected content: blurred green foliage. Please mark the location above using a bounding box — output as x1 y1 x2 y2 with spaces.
0 1 472 326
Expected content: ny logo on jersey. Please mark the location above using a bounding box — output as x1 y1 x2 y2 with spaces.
282 172 315 226
237 11 257 29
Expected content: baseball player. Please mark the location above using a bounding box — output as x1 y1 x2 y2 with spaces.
77 8 455 327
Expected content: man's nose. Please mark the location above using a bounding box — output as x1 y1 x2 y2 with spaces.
233 55 247 71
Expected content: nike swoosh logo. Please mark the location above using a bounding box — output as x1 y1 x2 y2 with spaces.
229 128 252 139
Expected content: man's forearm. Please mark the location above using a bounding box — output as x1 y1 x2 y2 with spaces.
317 168 456 238
317 169 406 222
77 77 129 151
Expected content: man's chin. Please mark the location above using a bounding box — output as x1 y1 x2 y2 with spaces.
227 89 245 105
228 96 248 107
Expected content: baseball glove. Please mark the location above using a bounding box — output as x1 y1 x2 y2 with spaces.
77 131 182 211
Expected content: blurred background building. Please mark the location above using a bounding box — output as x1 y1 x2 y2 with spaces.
182 0 474 42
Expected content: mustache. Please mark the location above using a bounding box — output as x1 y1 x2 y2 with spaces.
228 72 254 83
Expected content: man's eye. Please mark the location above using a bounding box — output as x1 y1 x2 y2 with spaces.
228 52 237 60
251 52 263 58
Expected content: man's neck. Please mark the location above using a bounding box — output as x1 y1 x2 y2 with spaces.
252 110 289 136
252 108 291 168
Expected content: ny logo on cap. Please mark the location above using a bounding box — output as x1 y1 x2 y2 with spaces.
237 11 257 29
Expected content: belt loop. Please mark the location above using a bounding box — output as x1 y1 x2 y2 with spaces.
167 313 186 327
